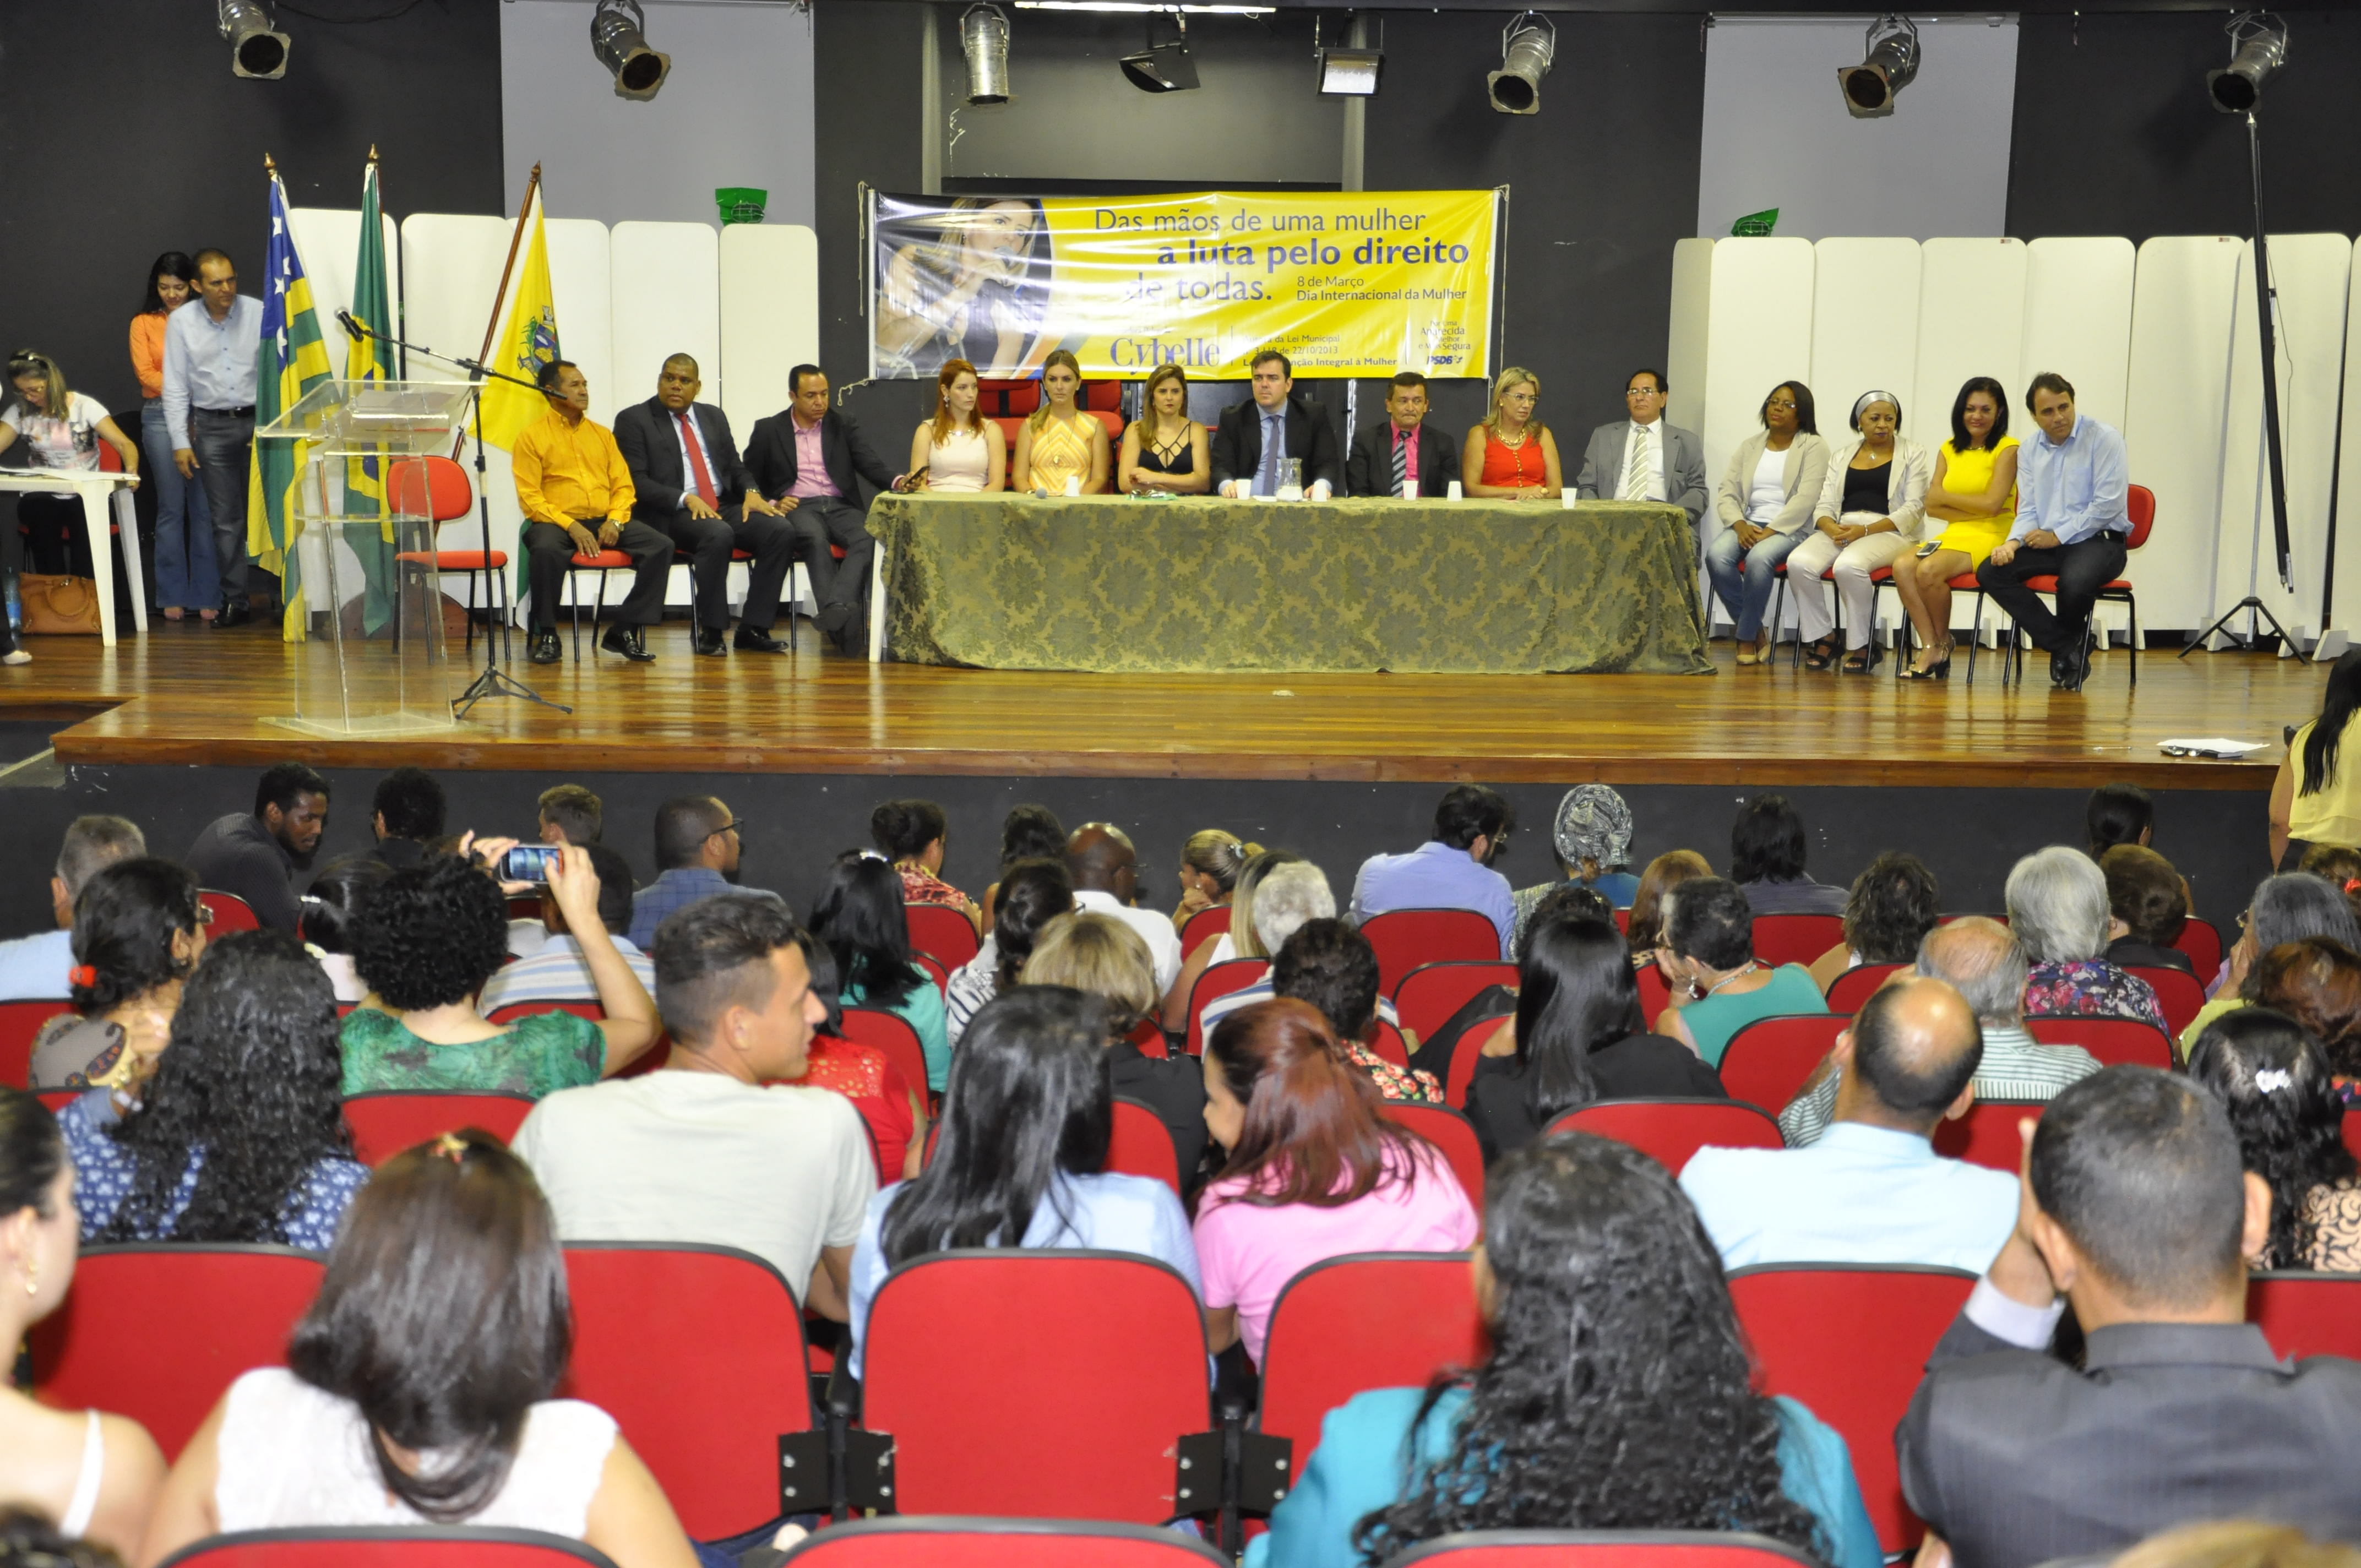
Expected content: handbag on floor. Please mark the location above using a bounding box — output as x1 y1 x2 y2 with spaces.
18 574 101 635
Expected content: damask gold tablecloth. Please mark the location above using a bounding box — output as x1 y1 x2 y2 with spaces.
867 494 1712 675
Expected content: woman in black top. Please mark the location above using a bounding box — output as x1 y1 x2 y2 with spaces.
1466 914 1724 1164
1117 363 1210 494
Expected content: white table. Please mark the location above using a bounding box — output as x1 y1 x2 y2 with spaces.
0 470 145 645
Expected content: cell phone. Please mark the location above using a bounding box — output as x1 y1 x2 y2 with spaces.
1916 542 1941 558
499 845 560 884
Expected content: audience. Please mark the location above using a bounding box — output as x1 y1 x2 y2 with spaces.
0 1089 164 1560
1199 862 1402 1041
1465 914 1725 1164
514 895 872 1329
1896 1068 2361 1567
1509 785 1638 956
1350 785 1517 959
537 782 604 846
1195 999 1478 1364
2112 1523 2361 1568
1781 917 2098 1147
2009 846 2166 1030
1730 793 1849 916
182 762 330 932
979 803 1064 930
2188 874 2361 1051
627 795 774 949
2101 845 2196 977
1270 918 1441 1103
365 766 445 870
1065 823 1183 995
1807 851 1943 992
1172 828 1256 934
1625 848 1712 957
1682 978 2016 1271
29 858 204 1092
810 851 951 1093
2271 646 2361 871
298 857 388 1004
2186 1008 2361 1272
2087 781 2155 858
1021 912 1209 1183
1250 1133 1878 1568
341 848 659 1097
846 987 1198 1378
871 797 981 935
2298 843 2361 929
0 815 143 1001
138 1131 701 1568
1652 876 1826 1066
2251 938 2361 1079
802 943 928 1181
946 857 1071 1046
1164 847 1302 1033
64 931 366 1249
478 845 656 1017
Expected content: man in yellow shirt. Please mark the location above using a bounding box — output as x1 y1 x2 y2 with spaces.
513 360 671 664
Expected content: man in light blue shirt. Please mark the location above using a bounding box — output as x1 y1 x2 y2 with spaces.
1682 976 2019 1272
1348 784 1518 959
161 249 264 624
0 815 145 1001
1976 372 2131 693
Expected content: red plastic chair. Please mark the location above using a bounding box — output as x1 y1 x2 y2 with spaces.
1729 1264 1978 1553
1383 1102 1486 1214
1386 1533 1821 1568
912 951 950 994
773 1517 1229 1567
565 549 638 661
907 903 981 971
154 1528 618 1568
1186 959 1270 1056
1367 1017 1412 1069
1716 1015 1848 1116
2173 917 2225 989
2002 483 2153 687
342 1091 534 1167
1393 961 1520 1047
1749 914 1845 970
388 455 509 659
30 1244 327 1456
1126 1015 1169 1060
1179 905 1231 955
2344 1109 2361 1163
2124 966 2208 1041
0 998 71 1088
2248 1271 2361 1362
856 1251 1212 1520
558 1244 815 1539
1767 560 1892 674
488 1000 603 1025
2025 1014 2174 1069
838 1008 932 1109
1256 1253 1487 1482
1359 908 1505 995
1931 1098 2044 1170
1110 1096 1183 1196
1546 1098 1783 1172
505 893 547 921
1825 962 1906 1013
1636 961 1672 1030
199 889 262 934
1613 907 1631 933
35 1088 75 1114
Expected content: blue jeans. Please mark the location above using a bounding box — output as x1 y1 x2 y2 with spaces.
1705 525 1803 641
142 400 218 610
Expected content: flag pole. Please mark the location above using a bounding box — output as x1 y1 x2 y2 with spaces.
474 164 543 371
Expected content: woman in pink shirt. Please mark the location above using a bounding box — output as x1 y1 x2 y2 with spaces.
1195 998 1478 1364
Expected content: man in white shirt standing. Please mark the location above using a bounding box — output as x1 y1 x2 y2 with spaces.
512 893 877 1319
1573 368 1710 531
1065 823 1183 996
161 248 264 625
0 816 145 1000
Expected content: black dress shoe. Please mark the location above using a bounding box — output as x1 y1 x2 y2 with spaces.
212 602 252 629
694 628 728 657
600 625 655 663
733 627 788 654
529 630 562 665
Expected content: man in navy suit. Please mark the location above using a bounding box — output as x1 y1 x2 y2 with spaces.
744 366 908 655
1345 372 1461 498
1209 349 1341 499
613 354 797 657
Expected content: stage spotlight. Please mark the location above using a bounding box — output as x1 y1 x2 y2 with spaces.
590 0 670 102
2208 11 2288 115
962 4 1013 103
1315 13 1381 96
1120 10 1198 92
1486 12 1553 116
1838 14 1919 118
218 0 289 80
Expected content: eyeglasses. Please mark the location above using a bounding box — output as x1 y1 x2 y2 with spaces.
1626 386 1663 399
1765 398 1798 410
706 818 746 839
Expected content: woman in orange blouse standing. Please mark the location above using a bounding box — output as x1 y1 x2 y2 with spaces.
129 253 217 622
1461 366 1562 500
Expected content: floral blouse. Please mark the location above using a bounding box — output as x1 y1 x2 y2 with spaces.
2022 959 2166 1032
899 865 976 914
1351 1043 1442 1104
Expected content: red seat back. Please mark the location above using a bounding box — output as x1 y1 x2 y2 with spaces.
153 1527 617 1568
913 951 950 994
1381 1103 1486 1215
1393 961 1521 1046
2125 483 2156 549
2248 1271 2361 1361
30 1244 327 1456
1824 962 1906 1014
199 889 262 934
1931 1098 2044 1170
506 894 547 921
1749 915 1845 970
387 454 476 524
839 1008 931 1109
1179 905 1231 956
2344 1109 2361 1163
1358 909 1504 995
1110 1096 1183 1196
907 903 981 970
771 1517 1231 1567
859 1251 1209 1521
1368 1017 1412 1069
1127 1015 1169 1059
2123 966 2207 1041
342 1091 534 1167
1186 959 1269 1056
557 1244 813 1539
1257 1253 1487 1483
35 1088 75 1114
1546 1099 1783 1172
1381 1534 1821 1568
2172 917 2224 988
0 998 71 1089
2025 1014 2174 1069
487 1000 605 1025
1443 1015 1504 1110
1717 1015 1848 1115
1636 961 1672 1031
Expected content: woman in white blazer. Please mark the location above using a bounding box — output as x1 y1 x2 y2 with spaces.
1787 390 1933 673
1709 382 1830 666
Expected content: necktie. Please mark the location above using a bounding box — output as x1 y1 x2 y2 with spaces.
676 410 717 508
1258 412 1283 496
1391 427 1410 494
1624 423 1651 501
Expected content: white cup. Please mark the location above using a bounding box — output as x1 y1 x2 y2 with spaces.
1401 478 1418 502
1446 480 1464 502
1562 491 1579 509
1062 475 1081 498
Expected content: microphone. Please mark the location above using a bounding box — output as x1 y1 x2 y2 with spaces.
335 309 366 343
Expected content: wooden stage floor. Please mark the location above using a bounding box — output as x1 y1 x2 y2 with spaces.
13 620 2313 789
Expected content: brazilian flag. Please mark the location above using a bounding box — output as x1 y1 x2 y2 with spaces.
248 167 334 640
344 155 400 634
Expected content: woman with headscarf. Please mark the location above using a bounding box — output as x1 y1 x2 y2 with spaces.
1511 787 1638 955
1786 390 1932 673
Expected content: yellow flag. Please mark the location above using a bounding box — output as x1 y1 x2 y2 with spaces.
479 186 559 450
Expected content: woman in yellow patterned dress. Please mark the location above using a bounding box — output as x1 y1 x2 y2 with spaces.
1011 349 1110 496
1895 376 2020 679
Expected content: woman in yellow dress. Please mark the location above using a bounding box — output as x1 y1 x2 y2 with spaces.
1896 376 2020 679
1011 349 1111 496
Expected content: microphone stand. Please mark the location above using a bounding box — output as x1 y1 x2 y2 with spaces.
337 312 570 719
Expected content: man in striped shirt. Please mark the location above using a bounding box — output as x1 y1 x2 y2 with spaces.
1780 916 2100 1147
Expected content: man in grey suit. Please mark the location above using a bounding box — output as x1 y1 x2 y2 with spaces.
1574 368 1709 528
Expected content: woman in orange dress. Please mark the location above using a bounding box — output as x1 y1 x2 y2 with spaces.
1461 366 1563 500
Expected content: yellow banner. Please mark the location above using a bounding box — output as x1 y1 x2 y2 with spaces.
870 189 1499 380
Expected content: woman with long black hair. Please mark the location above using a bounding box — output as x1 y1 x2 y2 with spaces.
2272 648 2361 869
2188 1007 2361 1271
810 851 950 1092
1247 1133 1880 1568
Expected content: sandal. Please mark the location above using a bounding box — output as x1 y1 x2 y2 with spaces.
1803 636 1839 672
1842 644 1882 674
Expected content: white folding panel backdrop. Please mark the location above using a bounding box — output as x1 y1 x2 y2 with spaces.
2121 237 2243 639
1912 238 2025 462
1809 238 1922 441
718 224 822 439
2334 241 2361 657
2020 238 2135 433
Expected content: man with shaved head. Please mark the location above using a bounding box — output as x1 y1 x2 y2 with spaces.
1066 823 1182 996
1680 976 2020 1271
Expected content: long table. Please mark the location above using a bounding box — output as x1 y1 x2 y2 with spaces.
865 493 1711 676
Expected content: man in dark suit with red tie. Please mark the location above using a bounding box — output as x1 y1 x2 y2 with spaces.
1345 372 1461 498
613 353 797 657
744 366 907 655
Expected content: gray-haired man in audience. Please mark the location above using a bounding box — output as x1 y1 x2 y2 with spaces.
0 816 146 1000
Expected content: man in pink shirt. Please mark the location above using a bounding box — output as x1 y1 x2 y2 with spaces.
744 366 907 654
